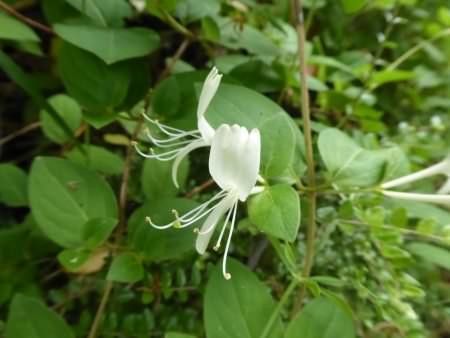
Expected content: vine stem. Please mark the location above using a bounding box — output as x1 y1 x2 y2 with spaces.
260 279 299 338
291 0 317 316
0 0 54 34
87 40 190 338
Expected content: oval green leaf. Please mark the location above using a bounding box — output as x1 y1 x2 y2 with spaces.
29 157 118 247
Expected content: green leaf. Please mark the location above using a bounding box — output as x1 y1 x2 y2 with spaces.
0 49 80 145
57 247 90 271
64 0 133 27
55 24 160 64
107 253 144 283
29 157 118 247
165 333 197 338
285 297 355 338
152 72 305 180
370 70 415 89
318 128 385 187
65 145 124 175
206 84 304 179
201 16 220 41
248 184 300 242
387 200 450 225
58 42 130 113
0 14 40 42
175 0 220 23
408 243 450 270
141 157 189 201
0 164 28 207
82 217 117 249
128 198 198 261
5 294 75 338
215 17 279 57
341 0 366 13
204 258 283 338
40 94 82 144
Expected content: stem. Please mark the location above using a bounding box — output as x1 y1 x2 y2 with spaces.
0 121 40 146
260 279 299 338
388 28 450 70
0 0 54 34
87 281 114 338
291 0 317 316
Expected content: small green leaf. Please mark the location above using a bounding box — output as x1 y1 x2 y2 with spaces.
370 70 415 89
64 0 133 27
57 248 90 271
175 0 220 23
408 242 450 270
65 145 124 175
285 297 356 338
5 294 75 338
204 259 283 338
58 42 130 113
141 157 189 201
40 94 82 144
82 217 117 249
201 16 220 41
0 14 40 42
128 198 197 261
0 164 28 207
341 0 366 13
107 253 144 283
249 184 301 242
29 157 118 247
55 24 160 64
0 49 79 145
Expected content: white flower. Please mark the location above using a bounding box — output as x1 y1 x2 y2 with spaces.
133 67 222 187
381 155 450 189
146 124 261 279
382 190 450 206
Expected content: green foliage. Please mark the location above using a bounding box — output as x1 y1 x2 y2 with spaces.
1 0 450 337
5 294 74 338
204 259 283 338
248 184 301 241
29 157 117 247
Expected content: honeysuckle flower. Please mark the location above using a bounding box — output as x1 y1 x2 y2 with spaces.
133 67 223 187
382 190 450 206
146 124 261 279
381 155 450 189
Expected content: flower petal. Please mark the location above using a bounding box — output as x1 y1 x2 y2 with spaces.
438 177 450 194
195 193 236 255
197 67 222 142
209 124 261 201
172 138 207 188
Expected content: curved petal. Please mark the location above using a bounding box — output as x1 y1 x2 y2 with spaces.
172 139 207 188
198 116 215 144
197 67 222 141
236 128 261 201
195 193 236 255
209 124 261 201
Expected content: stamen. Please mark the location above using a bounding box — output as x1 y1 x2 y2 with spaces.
222 201 238 280
211 202 235 249
145 129 200 148
144 191 227 230
143 112 199 138
133 142 182 161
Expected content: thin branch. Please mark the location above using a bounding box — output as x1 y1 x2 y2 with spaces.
291 0 317 316
0 0 54 34
185 178 214 198
157 38 191 82
0 121 40 146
